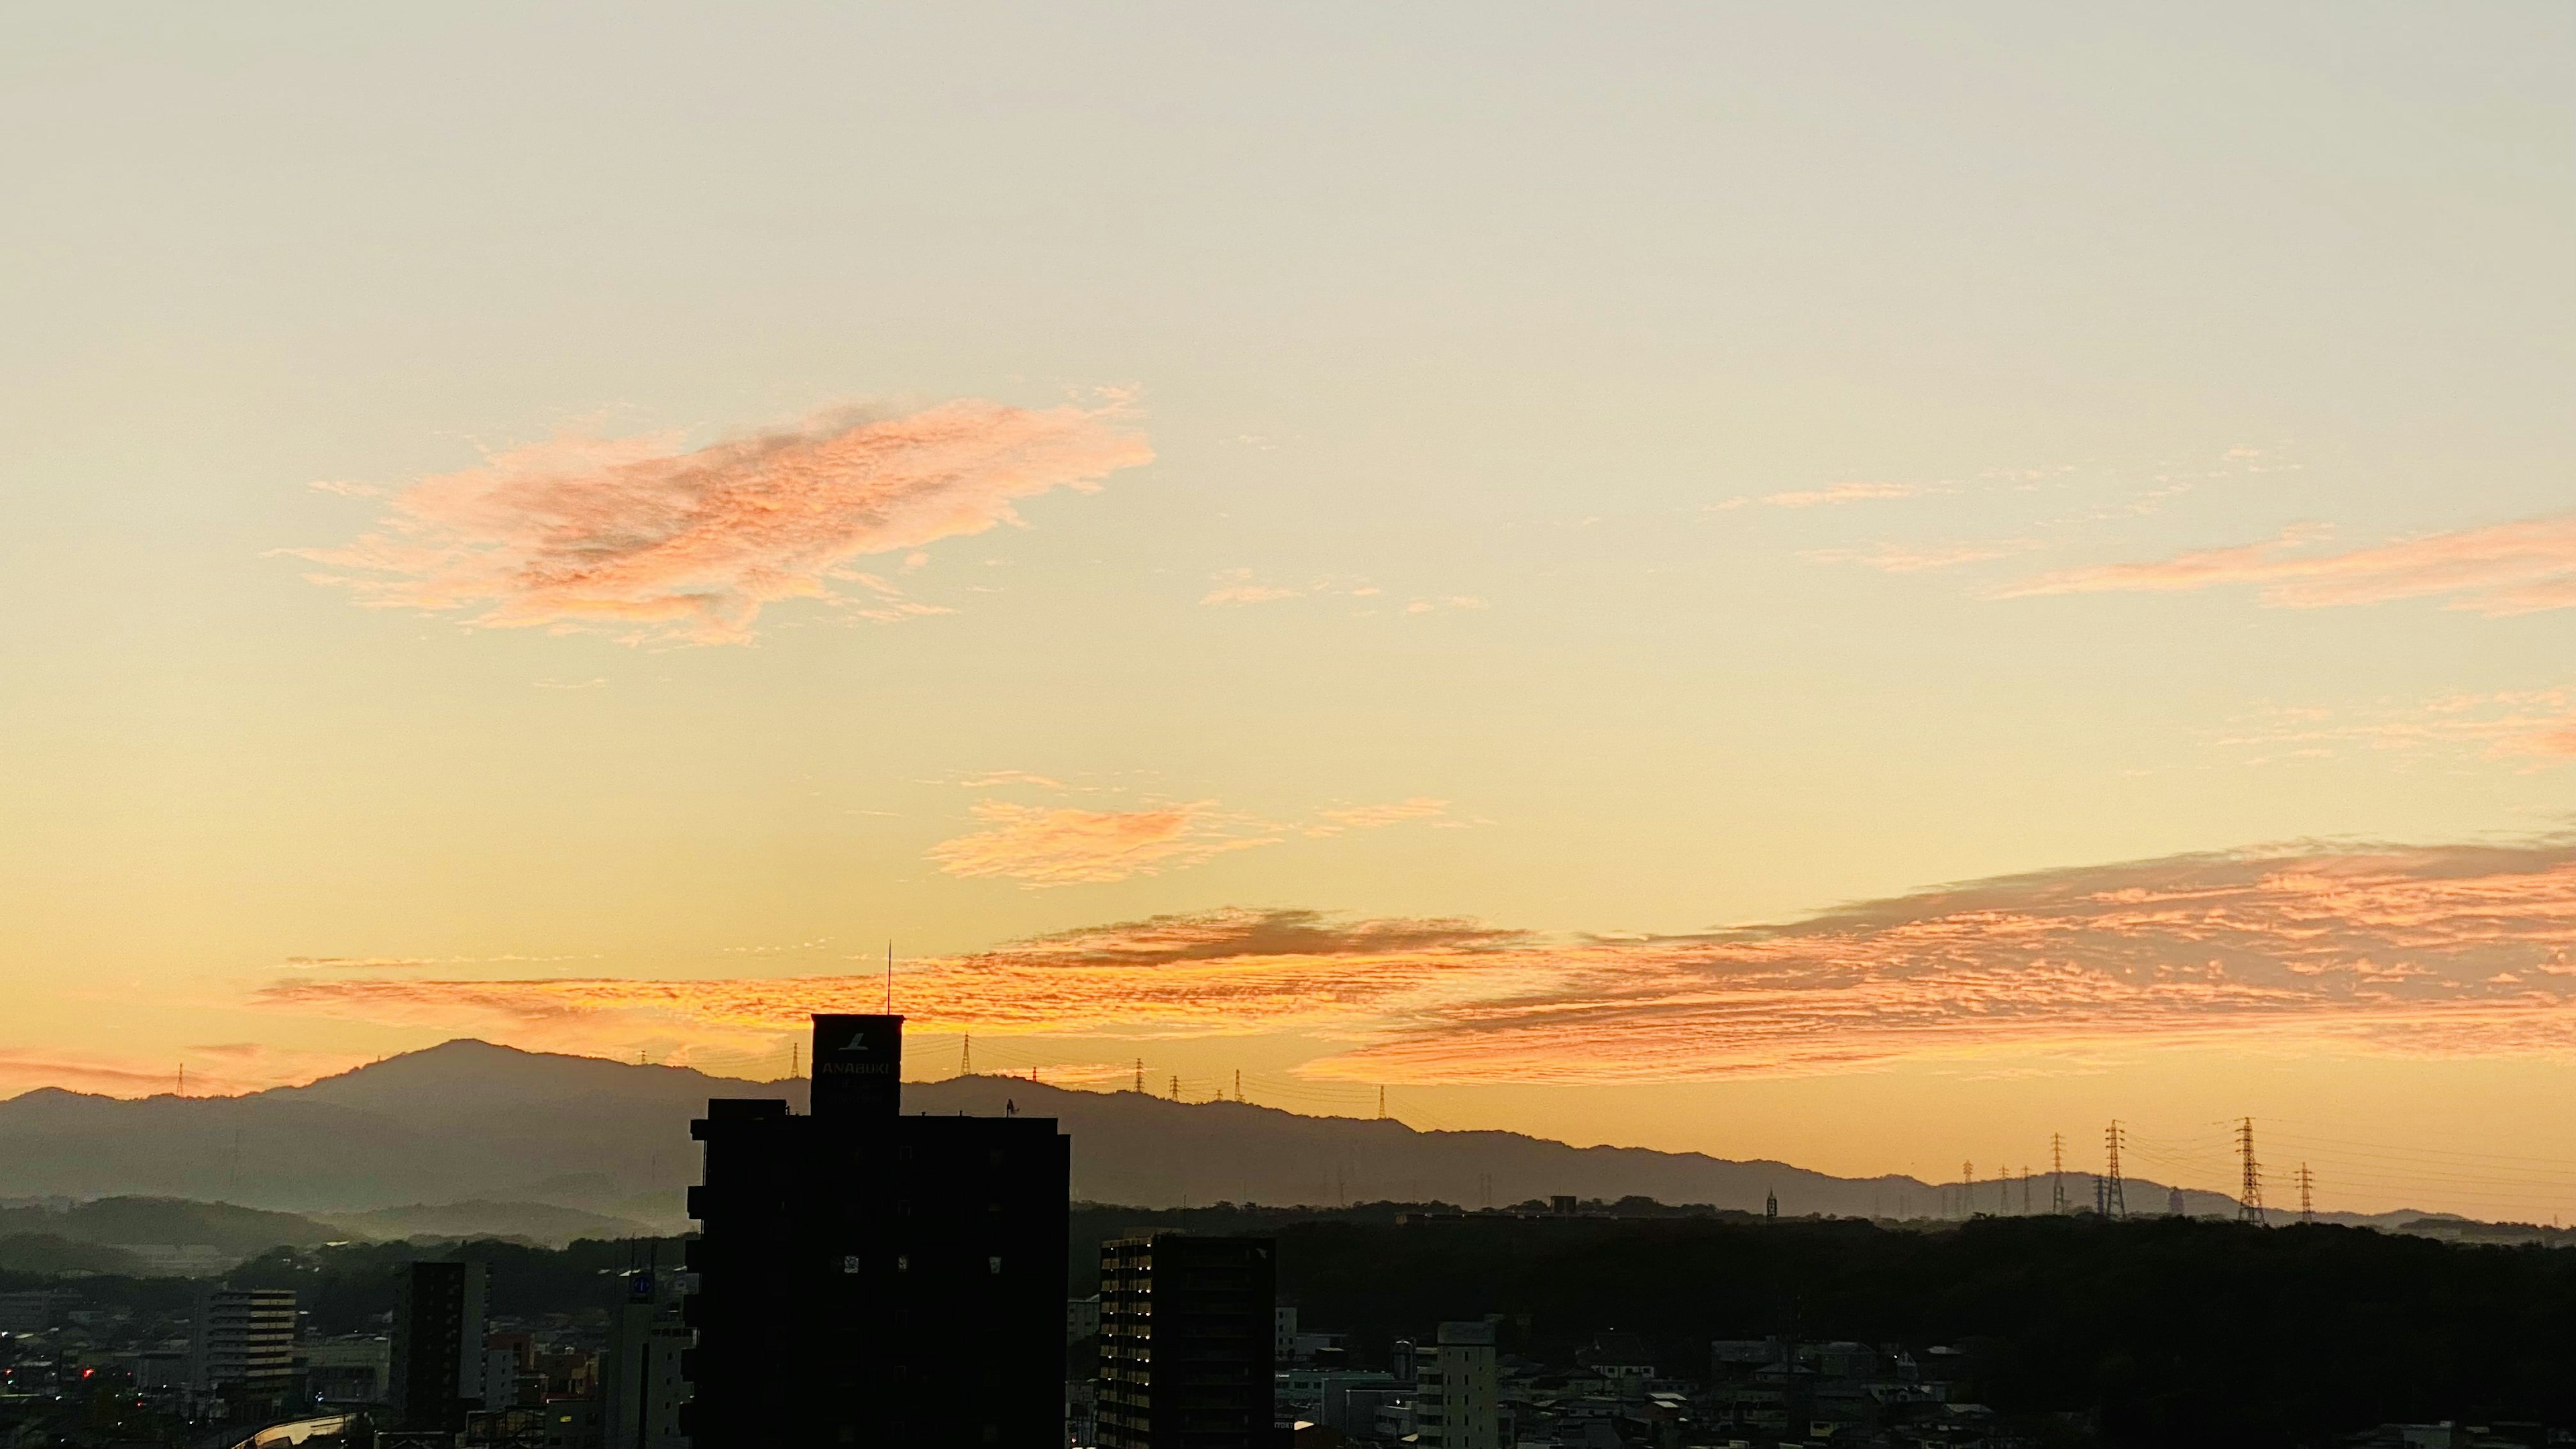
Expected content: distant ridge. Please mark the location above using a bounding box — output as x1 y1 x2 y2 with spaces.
0 1040 2439 1231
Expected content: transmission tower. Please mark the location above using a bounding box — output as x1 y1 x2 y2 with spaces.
1170 1073 1181 1101
2236 1117 2266 1225
1133 1058 1144 1093
961 1033 973 1077
2102 1121 2127 1219
1962 1160 1974 1217
2297 1163 2315 1223
2051 1133 2068 1213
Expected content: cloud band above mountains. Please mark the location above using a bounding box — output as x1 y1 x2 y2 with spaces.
294 397 1152 645
256 838 2576 1083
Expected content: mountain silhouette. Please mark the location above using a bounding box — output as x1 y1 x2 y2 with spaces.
0 1040 2392 1231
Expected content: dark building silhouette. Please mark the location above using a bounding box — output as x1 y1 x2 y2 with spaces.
1099 1234 1278 1449
683 1014 1071 1448
390 1260 488 1433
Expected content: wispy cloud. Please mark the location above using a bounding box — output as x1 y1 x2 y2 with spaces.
926 800 1279 886
1404 596 1487 614
1201 584 1304 606
1710 482 1932 512
2217 687 2576 767
291 396 1152 645
1305 798 1450 837
1805 539 2047 574
1995 513 2576 615
250 839 2576 1084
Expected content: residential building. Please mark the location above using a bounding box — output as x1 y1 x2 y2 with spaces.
1415 1322 1498 1449
1099 1234 1277 1449
602 1268 692 1449
390 1260 488 1433
684 1012 1071 1448
188 1286 296 1407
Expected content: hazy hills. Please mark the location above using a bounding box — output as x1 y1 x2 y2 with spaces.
0 1040 2422 1247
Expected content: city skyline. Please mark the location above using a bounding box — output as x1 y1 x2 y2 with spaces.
3 4 2572 1220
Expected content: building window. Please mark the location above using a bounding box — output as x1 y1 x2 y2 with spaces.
841 1255 861 1274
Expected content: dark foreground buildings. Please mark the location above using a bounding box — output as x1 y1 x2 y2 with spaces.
684 1014 1071 1448
390 1260 488 1434
1099 1233 1278 1449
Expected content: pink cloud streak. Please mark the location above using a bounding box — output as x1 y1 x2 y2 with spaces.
295 396 1153 644
1996 513 2576 615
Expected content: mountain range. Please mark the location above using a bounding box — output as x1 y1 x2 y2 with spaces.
0 1040 2434 1244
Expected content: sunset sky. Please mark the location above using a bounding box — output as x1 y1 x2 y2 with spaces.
4 4 2573 1219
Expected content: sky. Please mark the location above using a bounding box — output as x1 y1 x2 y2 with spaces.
2 3 2573 1220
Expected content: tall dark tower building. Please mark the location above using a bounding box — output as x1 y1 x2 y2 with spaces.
1098 1234 1277 1449
684 1014 1071 1448
390 1260 488 1434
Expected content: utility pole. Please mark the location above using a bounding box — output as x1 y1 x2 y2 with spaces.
2237 1118 2266 1225
2051 1133 2068 1214
2297 1163 2315 1224
2103 1121 2127 1220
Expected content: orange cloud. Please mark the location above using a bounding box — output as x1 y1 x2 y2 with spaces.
294 396 1152 644
0 1043 372 1099
1996 513 2576 615
249 843 2576 1085
1305 798 1450 837
926 800 1277 885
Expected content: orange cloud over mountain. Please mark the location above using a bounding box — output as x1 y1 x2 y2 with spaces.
256 841 2576 1083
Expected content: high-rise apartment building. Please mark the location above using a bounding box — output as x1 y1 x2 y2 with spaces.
390 1260 489 1433
1097 1234 1277 1449
1415 1322 1499 1449
188 1286 296 1408
683 1014 1071 1448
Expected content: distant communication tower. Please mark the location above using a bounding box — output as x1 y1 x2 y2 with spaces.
2103 1121 2127 1220
2237 1118 2267 1225
2297 1163 2316 1223
2051 1133 2068 1214
1962 1161 1974 1217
